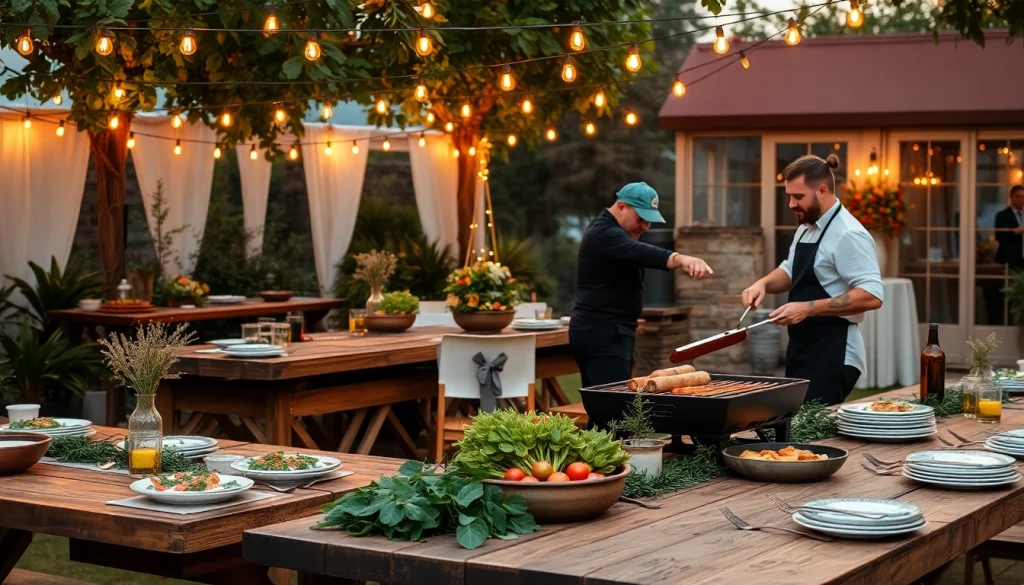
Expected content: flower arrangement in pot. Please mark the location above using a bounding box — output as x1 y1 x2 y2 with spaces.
161 275 209 307
607 394 664 478
444 262 523 333
365 291 420 333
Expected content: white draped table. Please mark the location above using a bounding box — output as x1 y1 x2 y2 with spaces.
855 277 921 389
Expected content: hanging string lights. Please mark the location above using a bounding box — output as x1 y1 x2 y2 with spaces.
95 28 114 56
625 42 642 72
418 132 427 147
53 95 62 105
594 90 606 108
499 65 516 91
560 56 578 83
113 83 125 99
249 144 259 160
324 141 333 155
320 102 333 119
460 102 472 118
414 79 429 102
425 112 436 125
108 114 119 129
375 96 388 114
220 110 233 127
785 19 802 45
672 77 686 97
624 111 637 126
444 121 454 132
213 146 222 159
569 24 586 51
507 134 517 147
171 111 184 129
521 97 534 115
415 30 433 56
545 127 557 141
304 34 322 61
846 0 864 28
713 26 729 54
263 11 280 36
174 139 182 155
584 121 596 136
419 0 436 19
351 140 359 154
56 119 65 137
22 114 31 129
274 106 288 124
15 29 34 56
382 138 391 151
740 51 750 69
288 145 300 160
127 132 136 149
179 27 198 55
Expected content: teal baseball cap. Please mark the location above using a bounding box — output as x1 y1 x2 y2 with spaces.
616 182 665 223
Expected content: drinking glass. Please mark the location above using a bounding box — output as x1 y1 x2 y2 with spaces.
271 323 292 347
975 379 1002 424
241 323 260 344
535 307 553 320
287 311 306 343
258 320 275 344
349 309 367 336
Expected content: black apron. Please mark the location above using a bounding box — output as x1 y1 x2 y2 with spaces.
785 205 851 406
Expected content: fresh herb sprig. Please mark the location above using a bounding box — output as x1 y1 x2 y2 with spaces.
622 446 726 500
45 436 205 474
313 461 538 549
788 400 839 443
606 394 656 441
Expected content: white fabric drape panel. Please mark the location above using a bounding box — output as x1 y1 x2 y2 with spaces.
235 141 273 258
130 117 216 276
0 115 90 288
407 134 459 259
302 126 370 293
856 278 921 389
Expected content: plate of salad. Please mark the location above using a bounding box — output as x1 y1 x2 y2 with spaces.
230 451 341 481
130 472 254 504
1 418 91 435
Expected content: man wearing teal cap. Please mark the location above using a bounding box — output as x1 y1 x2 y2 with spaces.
570 182 713 388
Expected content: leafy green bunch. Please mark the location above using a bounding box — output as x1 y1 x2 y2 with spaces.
444 262 524 314
46 435 205 474
312 461 538 550
378 291 420 316
788 400 839 443
452 410 628 478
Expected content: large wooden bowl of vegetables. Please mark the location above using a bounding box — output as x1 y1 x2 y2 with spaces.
454 411 631 523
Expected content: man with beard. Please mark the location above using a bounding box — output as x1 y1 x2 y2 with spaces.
742 154 882 405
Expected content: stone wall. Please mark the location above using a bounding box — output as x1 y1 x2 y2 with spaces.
634 306 691 375
675 226 765 374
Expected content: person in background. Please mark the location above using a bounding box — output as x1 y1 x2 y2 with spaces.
570 182 713 388
992 184 1024 324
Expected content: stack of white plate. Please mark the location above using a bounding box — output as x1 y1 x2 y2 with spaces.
230 453 341 485
985 429 1024 457
221 343 285 358
902 450 1021 489
511 319 562 331
0 418 95 438
791 497 925 539
837 402 937 442
994 370 1024 394
116 436 219 460
209 338 248 348
207 295 247 304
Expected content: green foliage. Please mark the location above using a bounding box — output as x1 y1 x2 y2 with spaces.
46 435 206 474
444 262 524 313
606 394 656 441
919 386 966 418
494 233 552 298
0 358 14 404
379 291 420 315
788 400 839 443
312 460 538 549
0 320 105 404
966 333 999 372
4 257 104 338
452 409 629 478
146 181 188 285
622 445 726 499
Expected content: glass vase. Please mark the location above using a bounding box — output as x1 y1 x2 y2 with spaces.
366 285 385 314
128 392 163 478
961 367 991 418
975 377 1002 424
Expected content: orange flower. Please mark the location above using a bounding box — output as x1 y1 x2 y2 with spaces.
457 276 471 286
177 277 189 285
467 294 479 308
492 301 504 311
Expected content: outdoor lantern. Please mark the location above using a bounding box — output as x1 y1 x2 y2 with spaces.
625 42 642 72
713 27 729 54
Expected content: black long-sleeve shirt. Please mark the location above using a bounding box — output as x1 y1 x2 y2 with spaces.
571 210 673 327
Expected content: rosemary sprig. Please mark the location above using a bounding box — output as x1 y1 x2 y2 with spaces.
45 436 206 474
621 446 726 500
788 400 839 443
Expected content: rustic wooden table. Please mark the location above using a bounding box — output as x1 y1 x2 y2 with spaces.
160 326 577 455
241 386 1024 585
0 425 402 585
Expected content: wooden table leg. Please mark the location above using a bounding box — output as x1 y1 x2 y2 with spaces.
265 387 293 447
0 529 33 582
356 407 390 455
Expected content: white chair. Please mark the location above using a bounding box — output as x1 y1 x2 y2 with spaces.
413 312 457 327
434 333 536 460
514 302 547 319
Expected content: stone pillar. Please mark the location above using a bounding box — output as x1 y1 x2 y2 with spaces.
634 307 691 375
675 226 765 374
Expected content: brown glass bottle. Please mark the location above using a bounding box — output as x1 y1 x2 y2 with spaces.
920 323 945 400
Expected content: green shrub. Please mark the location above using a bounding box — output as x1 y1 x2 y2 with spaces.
4 257 103 338
0 320 105 404
379 291 420 315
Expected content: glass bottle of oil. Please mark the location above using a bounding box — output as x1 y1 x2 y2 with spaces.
128 393 162 477
920 323 945 401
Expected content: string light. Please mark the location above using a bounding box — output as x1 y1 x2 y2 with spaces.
16 29 34 56
521 97 534 114
245 145 256 160
419 0 436 19
220 110 233 127
713 26 729 54
179 27 198 55
453 148 460 158
561 56 578 83
263 11 280 36
740 51 750 69
304 34 322 61
507 134 517 147
499 65 517 91
444 121 454 133
625 111 638 126
351 140 359 155
460 103 472 118
846 0 864 28
174 139 182 156
56 120 65 137
785 19 801 45
171 112 183 129
95 29 114 56
468 146 476 156
414 79 429 102
325 141 333 155
22 115 31 129
53 95 62 105
625 42 642 72
585 121 596 136
426 112 436 125
594 90 606 108
288 145 300 160
415 30 433 56
274 107 288 124
419 132 427 147
546 128 557 141
127 132 136 149
383 139 392 151
213 146 222 159
375 97 388 115
108 114 119 130
569 25 586 51
321 103 333 119
113 84 125 99
672 78 686 97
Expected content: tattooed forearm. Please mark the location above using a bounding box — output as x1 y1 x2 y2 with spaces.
828 293 851 309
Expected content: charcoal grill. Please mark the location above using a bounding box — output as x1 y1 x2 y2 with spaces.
579 373 809 444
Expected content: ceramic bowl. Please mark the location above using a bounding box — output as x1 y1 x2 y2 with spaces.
5 404 40 423
452 310 515 333
483 465 630 523
0 433 52 475
79 299 102 311
721 442 849 483
260 290 294 302
364 313 417 333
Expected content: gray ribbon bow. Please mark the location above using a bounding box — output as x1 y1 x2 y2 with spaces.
472 352 507 412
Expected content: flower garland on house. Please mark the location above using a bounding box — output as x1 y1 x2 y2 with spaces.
444 262 523 313
842 178 907 237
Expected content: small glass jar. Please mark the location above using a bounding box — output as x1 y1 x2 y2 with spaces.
961 367 991 418
975 378 1002 424
128 392 163 478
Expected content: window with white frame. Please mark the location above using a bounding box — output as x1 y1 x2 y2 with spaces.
691 137 761 227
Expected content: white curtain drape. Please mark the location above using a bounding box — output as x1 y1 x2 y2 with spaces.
407 134 459 259
235 140 273 258
302 125 370 293
130 117 216 276
0 114 90 289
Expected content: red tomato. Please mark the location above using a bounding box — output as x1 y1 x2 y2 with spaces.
503 468 526 481
520 475 540 483
531 460 553 481
565 462 591 481
547 472 571 483
586 472 605 480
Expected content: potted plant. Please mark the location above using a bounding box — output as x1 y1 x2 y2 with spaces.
962 332 999 418
365 291 420 333
353 250 398 314
444 262 523 333
607 394 664 478
161 275 209 307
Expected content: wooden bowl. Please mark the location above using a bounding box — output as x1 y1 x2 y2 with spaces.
364 313 417 333
0 433 52 476
483 465 630 523
452 310 515 333
260 290 294 302
721 443 849 483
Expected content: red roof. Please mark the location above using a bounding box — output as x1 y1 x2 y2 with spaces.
659 31 1024 131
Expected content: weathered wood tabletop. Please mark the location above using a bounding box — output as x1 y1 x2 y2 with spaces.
48 296 345 327
242 386 1024 585
0 425 403 585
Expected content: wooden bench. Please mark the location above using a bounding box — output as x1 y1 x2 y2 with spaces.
4 569 94 585
963 524 1024 585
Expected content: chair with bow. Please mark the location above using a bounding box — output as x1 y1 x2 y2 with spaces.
433 333 536 461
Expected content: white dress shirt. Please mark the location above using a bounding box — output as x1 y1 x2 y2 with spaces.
778 200 884 375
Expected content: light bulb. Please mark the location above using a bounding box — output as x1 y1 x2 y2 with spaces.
96 29 114 56
263 12 280 36
560 56 577 83
846 0 864 28
56 120 65 137
460 103 472 118
288 146 300 160
174 139 182 156
444 121 454 133
426 112 436 125
569 26 586 51
274 107 287 124
179 27 197 55
625 111 638 126
382 139 391 151
325 142 333 155
127 132 136 149
785 19 801 45
521 98 534 114
415 30 433 57
321 103 333 119
108 115 119 130
418 133 426 148
672 79 686 97
249 145 258 161
546 128 557 141
304 35 322 61
419 0 436 19
585 121 596 136
53 95 62 105
414 80 429 102
16 29 33 56
713 26 729 54
740 51 750 69
113 84 125 99
453 148 460 158
507 134 517 147
351 140 359 155
499 65 516 91
220 111 232 127
375 97 388 115
594 90 606 108
22 115 31 129
172 112 183 128
213 147 222 159
625 42 642 72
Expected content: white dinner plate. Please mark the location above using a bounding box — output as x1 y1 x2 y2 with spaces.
837 414 936 427
209 338 248 348
0 418 92 433
837 410 937 423
902 469 1022 489
793 511 925 533
837 429 936 442
906 450 1016 468
207 295 247 304
904 464 1020 482
224 344 281 352
792 512 926 539
840 402 934 417
230 453 341 481
984 440 1024 458
798 498 922 528
985 437 1024 450
130 473 253 504
221 348 285 358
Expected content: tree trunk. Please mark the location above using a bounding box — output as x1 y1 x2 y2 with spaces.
88 114 133 298
452 130 478 265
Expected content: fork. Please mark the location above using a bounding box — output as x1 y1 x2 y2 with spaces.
766 493 886 519
719 507 834 542
937 436 986 449
864 452 988 469
260 476 338 493
949 430 987 445
861 463 902 476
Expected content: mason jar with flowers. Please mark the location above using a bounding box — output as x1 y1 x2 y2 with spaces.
444 262 524 332
162 275 209 307
842 178 906 273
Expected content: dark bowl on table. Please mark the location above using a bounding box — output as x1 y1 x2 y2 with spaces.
0 433 52 476
483 465 630 523
259 290 294 302
364 313 417 333
721 443 848 483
